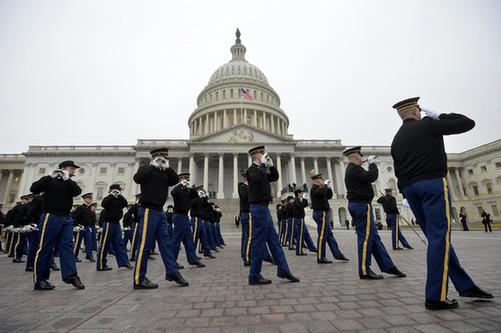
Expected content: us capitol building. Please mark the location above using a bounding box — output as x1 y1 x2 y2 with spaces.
1 30 500 225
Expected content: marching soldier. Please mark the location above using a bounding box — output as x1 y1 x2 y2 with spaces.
128 194 141 261
377 189 412 250
72 193 96 262
246 145 299 285
123 204 135 248
191 186 215 259
29 160 85 290
170 173 205 268
286 196 295 250
344 147 405 279
391 97 493 309
166 205 174 240
214 205 225 247
310 170 349 264
293 189 317 255
11 194 35 263
132 148 188 288
96 184 132 271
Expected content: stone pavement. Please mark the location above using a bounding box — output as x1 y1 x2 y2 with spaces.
0 227 500 333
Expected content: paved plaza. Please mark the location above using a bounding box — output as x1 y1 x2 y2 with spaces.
0 227 500 333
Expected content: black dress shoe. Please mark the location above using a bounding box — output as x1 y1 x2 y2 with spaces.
148 255 156 260
130 257 135 261
190 261 205 268
317 258 333 264
359 270 384 280
97 266 112 271
243 261 251 266
386 266 406 278
197 256 202 260
204 253 216 259
12 258 25 263
165 272 189 287
214 248 220 253
86 255 96 262
405 246 413 250
50 263 60 271
25 266 34 272
134 277 158 289
121 262 133 270
249 277 272 285
263 256 275 265
425 298 459 310
334 254 350 261
34 280 55 290
75 258 82 262
150 251 158 255
459 285 494 299
310 249 318 253
176 262 184 269
278 272 300 283
63 275 85 290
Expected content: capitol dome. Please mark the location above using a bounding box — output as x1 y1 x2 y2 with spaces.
188 29 289 139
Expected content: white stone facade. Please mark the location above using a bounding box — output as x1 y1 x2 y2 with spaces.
1 30 500 226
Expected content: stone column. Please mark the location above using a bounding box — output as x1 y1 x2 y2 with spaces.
454 168 466 199
233 109 237 125
177 158 183 174
203 154 209 190
263 113 267 130
290 154 297 185
247 155 252 168
326 158 334 189
223 110 228 128
276 154 283 197
232 153 239 199
189 154 195 181
446 171 458 199
214 112 218 131
17 164 29 197
339 159 346 195
2 170 14 205
244 109 247 124
204 114 209 134
300 157 306 185
253 110 258 127
0 171 3 191
313 157 319 172
217 154 224 199
271 115 276 133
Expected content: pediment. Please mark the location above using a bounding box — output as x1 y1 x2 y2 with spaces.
190 124 294 144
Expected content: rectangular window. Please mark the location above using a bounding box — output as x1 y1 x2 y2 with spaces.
468 169 473 175
491 205 499 217
38 167 46 175
472 185 479 196
480 166 487 172
99 167 107 175
496 162 501 168
486 183 493 194
118 167 125 175
96 187 104 200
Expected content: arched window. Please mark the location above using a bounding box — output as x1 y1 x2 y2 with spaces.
388 178 397 192
230 89 234 98
222 90 226 99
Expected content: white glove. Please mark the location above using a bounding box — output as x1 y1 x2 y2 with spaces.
123 227 131 231
265 155 274 167
30 223 39 231
22 225 34 233
6 225 14 231
367 155 377 165
260 153 268 165
302 193 308 200
324 179 331 186
402 198 410 208
150 157 162 168
12 227 21 233
181 179 189 187
421 107 441 120
198 190 206 197
111 190 121 197
61 170 70 181
96 227 102 232
49 169 62 178
19 227 28 233
160 159 170 169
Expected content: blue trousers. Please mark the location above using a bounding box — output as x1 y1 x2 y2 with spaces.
192 217 212 256
348 203 395 276
403 177 474 302
123 228 134 247
249 204 290 283
241 212 249 261
26 230 56 269
172 213 198 264
288 217 297 250
215 223 225 246
166 223 173 240
89 225 97 251
133 207 178 286
387 213 411 249
285 218 293 247
34 213 77 283
130 223 140 259
73 231 83 257
278 220 285 245
96 222 129 270
82 227 93 257
13 233 27 259
206 223 217 250
294 218 316 254
312 210 343 261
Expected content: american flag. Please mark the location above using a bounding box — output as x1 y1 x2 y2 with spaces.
239 87 253 101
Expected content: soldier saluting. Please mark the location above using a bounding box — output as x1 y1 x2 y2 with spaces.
376 189 412 250
132 148 188 289
344 147 406 280
391 97 493 310
29 160 85 290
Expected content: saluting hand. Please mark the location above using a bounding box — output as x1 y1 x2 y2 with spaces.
421 107 441 120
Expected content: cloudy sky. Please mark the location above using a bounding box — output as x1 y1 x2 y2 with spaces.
1 0 500 153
